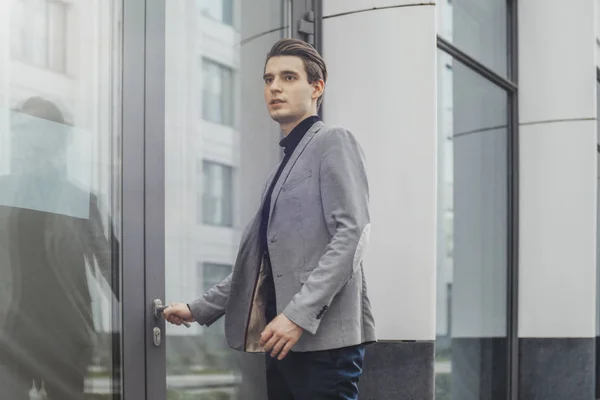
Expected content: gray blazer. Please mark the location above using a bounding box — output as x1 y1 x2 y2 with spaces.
189 121 376 352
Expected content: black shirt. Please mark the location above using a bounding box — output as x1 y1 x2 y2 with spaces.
259 115 320 321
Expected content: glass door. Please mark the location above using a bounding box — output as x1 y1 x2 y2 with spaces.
0 0 124 398
147 0 321 399
158 1 286 398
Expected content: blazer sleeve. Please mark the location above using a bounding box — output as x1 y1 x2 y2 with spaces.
188 273 232 326
282 128 371 335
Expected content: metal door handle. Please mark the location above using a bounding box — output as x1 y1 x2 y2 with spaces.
153 299 191 328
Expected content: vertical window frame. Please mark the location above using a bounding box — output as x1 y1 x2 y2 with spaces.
436 0 519 398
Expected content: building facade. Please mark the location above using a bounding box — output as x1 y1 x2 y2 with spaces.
0 0 599 399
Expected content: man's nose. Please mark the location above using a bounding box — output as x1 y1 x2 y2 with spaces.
269 78 282 92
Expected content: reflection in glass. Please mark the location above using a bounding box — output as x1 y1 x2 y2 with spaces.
437 0 507 77
198 0 234 26
202 263 233 337
10 0 69 73
1 109 91 218
201 161 234 227
165 2 242 398
165 0 287 397
202 58 235 127
436 50 508 400
0 1 122 398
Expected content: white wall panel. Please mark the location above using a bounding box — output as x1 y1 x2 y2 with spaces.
519 121 597 337
519 0 596 123
323 6 437 340
519 0 597 338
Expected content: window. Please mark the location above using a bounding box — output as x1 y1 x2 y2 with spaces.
202 59 234 127
197 0 233 26
199 160 233 227
10 0 68 73
436 0 517 396
202 263 232 291
201 263 232 335
437 0 508 77
436 52 510 400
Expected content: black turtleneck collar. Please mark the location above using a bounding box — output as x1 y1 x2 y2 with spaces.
279 115 320 155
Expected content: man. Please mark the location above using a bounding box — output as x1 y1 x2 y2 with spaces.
0 96 118 399
165 38 376 399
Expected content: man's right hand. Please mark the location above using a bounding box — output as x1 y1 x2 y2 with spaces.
164 302 196 326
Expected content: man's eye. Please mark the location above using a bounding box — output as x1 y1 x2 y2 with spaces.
265 78 273 83
285 75 295 81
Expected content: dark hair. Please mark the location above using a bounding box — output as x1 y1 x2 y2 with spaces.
11 96 71 153
265 38 327 108
17 96 66 125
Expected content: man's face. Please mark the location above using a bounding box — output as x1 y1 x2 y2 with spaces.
263 55 320 125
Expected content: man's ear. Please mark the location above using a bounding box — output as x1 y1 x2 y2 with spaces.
312 79 325 100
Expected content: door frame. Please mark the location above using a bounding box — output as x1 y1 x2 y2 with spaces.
142 0 167 397
120 0 323 398
121 0 166 397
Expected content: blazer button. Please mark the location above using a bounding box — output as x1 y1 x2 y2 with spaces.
270 237 277 243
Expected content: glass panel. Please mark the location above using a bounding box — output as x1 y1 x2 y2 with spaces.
437 0 508 77
436 50 509 399
201 160 233 227
165 0 286 398
10 0 70 73
201 263 233 337
197 0 234 26
0 0 123 398
202 58 235 127
48 1 68 73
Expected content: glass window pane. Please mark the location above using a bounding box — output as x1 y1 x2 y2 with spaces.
223 0 234 26
202 59 234 126
30 0 49 67
198 0 222 21
48 1 67 72
10 0 69 73
222 66 234 127
197 0 234 26
201 263 232 336
1 0 123 397
438 0 508 77
10 0 25 59
165 1 286 397
201 161 233 227
436 50 509 399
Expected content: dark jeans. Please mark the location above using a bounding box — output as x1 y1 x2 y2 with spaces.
266 344 365 400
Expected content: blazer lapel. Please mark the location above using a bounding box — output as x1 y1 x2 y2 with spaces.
268 121 323 223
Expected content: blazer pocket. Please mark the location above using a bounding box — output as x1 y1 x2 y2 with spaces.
282 170 312 191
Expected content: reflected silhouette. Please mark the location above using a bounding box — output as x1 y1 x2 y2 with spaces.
0 97 118 399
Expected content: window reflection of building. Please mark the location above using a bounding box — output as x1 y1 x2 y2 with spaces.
10 0 69 73
3 0 122 397
202 58 235 127
436 0 513 399
201 262 233 335
200 160 234 227
197 0 233 26
164 0 242 396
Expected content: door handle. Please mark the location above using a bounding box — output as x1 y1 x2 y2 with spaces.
153 299 191 328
